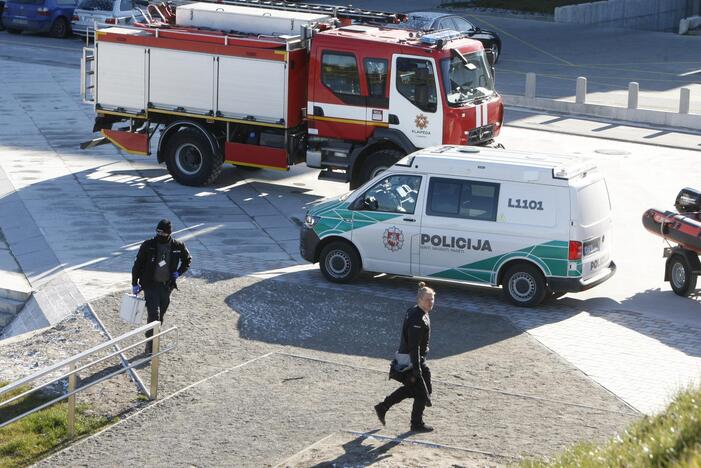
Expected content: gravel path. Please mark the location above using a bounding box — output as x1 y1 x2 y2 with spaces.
36 271 638 466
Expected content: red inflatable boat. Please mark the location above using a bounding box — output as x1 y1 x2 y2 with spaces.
642 208 701 254
642 188 701 297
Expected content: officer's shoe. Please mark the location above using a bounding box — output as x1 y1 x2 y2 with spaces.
410 423 434 433
374 403 387 426
144 342 153 355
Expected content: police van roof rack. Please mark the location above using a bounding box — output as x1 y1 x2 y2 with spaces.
194 0 408 24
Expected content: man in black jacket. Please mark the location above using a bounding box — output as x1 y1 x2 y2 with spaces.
374 282 435 433
132 219 191 353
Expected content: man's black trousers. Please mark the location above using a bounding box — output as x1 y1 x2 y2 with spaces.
143 283 171 340
383 365 432 426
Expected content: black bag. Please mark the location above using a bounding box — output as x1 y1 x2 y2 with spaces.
388 359 411 383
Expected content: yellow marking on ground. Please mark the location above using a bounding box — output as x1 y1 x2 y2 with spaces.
464 14 574 66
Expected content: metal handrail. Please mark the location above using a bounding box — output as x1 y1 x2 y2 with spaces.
0 321 177 437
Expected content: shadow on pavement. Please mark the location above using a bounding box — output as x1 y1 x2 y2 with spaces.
226 269 531 360
310 430 406 468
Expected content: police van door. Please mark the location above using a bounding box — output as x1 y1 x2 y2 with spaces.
389 55 443 148
419 177 501 283
350 173 424 276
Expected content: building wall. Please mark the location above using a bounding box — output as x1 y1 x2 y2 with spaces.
555 0 693 32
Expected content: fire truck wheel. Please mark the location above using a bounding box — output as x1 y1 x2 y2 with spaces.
502 263 547 307
165 128 222 186
359 149 404 185
319 241 361 283
669 255 697 297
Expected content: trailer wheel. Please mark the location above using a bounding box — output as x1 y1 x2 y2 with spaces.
164 127 222 186
669 255 697 297
319 241 361 283
358 149 404 186
502 264 547 307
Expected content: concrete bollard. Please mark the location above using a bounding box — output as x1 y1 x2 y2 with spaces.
576 77 587 104
680 88 691 114
628 82 639 109
525 73 536 99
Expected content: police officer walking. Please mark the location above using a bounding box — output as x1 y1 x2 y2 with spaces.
374 282 435 433
132 219 191 354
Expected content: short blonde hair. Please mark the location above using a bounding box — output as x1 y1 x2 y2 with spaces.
417 281 435 301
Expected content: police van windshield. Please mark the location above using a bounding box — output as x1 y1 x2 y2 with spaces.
440 50 495 107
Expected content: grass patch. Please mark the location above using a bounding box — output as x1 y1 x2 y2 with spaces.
0 381 113 468
521 386 701 467
444 0 591 14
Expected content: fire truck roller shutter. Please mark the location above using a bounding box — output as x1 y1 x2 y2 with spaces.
159 121 223 186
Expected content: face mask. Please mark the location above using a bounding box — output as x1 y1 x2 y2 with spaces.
156 234 170 243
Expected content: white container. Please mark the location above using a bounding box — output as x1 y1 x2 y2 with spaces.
119 293 147 324
176 3 331 36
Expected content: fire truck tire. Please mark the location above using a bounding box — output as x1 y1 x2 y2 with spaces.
502 263 547 307
359 149 404 185
164 128 222 186
669 254 697 297
319 241 361 283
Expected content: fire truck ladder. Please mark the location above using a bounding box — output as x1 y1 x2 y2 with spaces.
195 0 407 24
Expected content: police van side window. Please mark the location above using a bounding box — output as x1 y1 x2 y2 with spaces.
427 178 499 221
356 175 422 214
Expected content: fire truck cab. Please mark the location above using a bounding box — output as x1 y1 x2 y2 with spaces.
80 0 503 188
308 26 503 186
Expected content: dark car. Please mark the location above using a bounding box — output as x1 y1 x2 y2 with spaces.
2 0 76 37
393 11 502 64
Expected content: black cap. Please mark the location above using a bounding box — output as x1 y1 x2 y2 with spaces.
156 219 172 235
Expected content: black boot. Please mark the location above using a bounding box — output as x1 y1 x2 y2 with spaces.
410 422 434 433
374 403 387 426
145 341 152 355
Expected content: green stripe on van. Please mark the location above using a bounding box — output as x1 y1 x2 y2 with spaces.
429 240 581 283
311 201 401 238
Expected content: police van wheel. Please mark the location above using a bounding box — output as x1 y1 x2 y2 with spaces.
502 264 547 307
319 241 360 283
165 128 222 186
669 255 697 297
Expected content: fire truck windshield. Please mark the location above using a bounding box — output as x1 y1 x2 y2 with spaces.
440 50 495 107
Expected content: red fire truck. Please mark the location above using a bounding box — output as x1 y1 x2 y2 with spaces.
80 0 504 187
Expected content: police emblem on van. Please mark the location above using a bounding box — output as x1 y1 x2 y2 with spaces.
383 226 404 252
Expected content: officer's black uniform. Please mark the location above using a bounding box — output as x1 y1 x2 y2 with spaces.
376 305 432 431
132 220 191 352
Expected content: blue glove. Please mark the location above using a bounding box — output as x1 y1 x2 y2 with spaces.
132 285 141 295
171 271 180 280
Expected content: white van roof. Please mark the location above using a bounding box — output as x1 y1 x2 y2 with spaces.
403 146 597 185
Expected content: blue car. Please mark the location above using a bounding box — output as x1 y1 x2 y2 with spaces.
2 0 76 37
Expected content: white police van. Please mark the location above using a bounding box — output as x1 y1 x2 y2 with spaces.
300 146 616 307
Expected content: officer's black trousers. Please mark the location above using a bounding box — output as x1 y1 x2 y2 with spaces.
383 366 432 426
144 282 171 340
